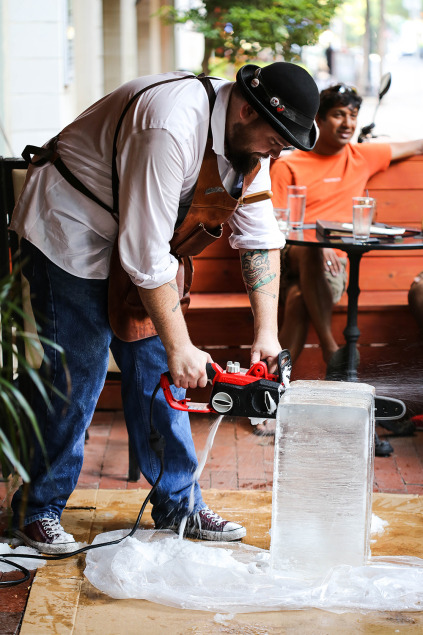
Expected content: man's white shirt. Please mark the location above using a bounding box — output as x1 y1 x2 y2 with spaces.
12 72 284 289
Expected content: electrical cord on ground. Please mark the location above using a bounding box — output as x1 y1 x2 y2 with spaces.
0 380 165 587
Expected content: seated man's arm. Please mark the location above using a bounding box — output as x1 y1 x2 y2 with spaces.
390 139 423 161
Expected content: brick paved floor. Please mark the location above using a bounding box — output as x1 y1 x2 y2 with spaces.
79 410 423 495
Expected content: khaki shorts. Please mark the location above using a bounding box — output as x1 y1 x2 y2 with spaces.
280 245 347 305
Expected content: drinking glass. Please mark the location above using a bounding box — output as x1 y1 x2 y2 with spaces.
352 197 376 242
287 185 307 229
273 207 290 234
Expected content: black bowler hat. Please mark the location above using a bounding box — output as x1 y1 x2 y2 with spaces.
236 62 319 151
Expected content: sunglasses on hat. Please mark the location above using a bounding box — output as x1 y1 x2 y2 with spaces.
330 83 358 95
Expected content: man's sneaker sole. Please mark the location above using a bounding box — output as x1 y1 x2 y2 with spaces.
180 526 246 541
14 529 81 555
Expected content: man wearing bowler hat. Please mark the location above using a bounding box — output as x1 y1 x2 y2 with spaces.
10 62 319 553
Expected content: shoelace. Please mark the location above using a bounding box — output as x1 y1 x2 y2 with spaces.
199 507 223 527
41 517 68 539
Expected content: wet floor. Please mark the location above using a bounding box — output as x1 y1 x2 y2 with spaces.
0 409 422 633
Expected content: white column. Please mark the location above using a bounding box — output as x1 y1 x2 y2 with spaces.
119 0 137 83
73 0 104 114
2 0 68 154
103 0 137 94
136 0 175 76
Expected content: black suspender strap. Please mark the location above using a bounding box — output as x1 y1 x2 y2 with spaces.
21 74 218 221
22 137 115 215
110 74 216 217
197 74 217 139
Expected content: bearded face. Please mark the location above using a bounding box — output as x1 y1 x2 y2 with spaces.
224 122 262 176
225 118 289 176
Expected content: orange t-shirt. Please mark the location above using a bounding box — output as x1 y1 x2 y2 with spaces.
270 143 392 224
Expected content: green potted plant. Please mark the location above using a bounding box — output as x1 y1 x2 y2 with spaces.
0 264 69 519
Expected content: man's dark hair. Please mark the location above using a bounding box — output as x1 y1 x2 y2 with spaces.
318 84 362 119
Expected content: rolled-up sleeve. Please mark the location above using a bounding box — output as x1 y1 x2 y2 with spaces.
116 128 188 289
228 158 286 250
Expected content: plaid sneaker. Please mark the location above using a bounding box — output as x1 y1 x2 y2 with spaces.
14 517 81 554
161 506 246 541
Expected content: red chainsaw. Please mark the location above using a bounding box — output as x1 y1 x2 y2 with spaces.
160 347 407 422
160 349 292 418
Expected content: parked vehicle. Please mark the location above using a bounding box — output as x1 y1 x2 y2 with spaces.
358 72 392 143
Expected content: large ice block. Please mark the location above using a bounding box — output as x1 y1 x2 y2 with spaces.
270 380 375 579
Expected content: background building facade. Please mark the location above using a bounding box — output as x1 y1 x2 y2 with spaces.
0 0 177 156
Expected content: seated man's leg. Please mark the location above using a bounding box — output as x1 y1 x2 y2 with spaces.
111 335 246 541
12 240 112 553
288 245 341 364
278 245 310 364
278 281 310 364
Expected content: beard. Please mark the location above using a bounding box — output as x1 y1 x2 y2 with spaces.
225 122 261 176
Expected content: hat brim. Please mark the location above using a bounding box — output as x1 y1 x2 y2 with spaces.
237 65 317 152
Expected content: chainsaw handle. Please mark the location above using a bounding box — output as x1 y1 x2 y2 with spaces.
162 370 173 385
160 372 188 411
277 349 292 385
159 368 216 414
162 364 216 387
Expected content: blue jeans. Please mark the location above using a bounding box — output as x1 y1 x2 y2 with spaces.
12 240 204 528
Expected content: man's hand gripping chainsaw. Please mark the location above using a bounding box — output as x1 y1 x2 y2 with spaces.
160 350 292 419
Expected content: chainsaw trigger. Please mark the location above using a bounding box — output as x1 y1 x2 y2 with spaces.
206 362 218 382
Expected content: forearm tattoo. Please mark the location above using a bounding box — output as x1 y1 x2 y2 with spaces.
241 250 276 297
168 281 180 312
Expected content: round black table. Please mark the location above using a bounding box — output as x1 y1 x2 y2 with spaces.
285 223 423 381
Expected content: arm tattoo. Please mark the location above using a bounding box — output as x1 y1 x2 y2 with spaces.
168 281 180 312
241 249 276 297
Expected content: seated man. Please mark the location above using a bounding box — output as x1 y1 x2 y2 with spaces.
271 84 423 377
266 84 423 453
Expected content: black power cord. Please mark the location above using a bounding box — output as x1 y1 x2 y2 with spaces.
0 381 165 587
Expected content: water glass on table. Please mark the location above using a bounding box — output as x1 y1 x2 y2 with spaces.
287 185 307 229
273 207 290 234
352 196 376 242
